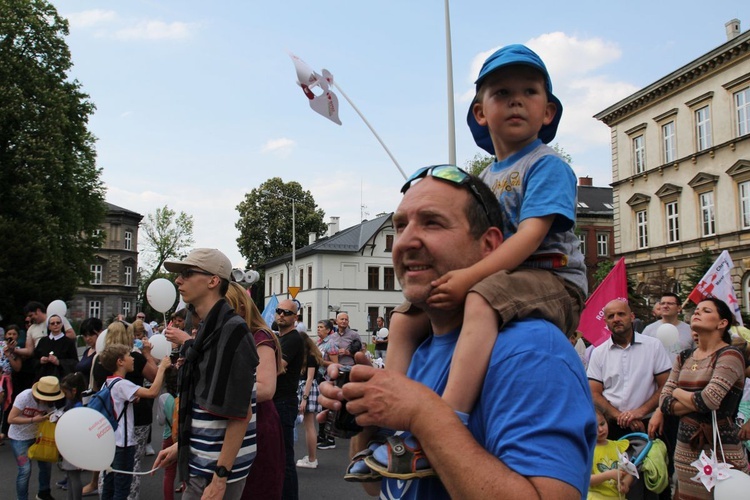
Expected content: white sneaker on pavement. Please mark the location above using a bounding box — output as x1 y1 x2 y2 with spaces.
296 456 318 469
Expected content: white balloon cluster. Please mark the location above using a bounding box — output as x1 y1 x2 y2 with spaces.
231 269 260 284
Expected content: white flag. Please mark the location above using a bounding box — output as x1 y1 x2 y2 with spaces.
687 250 743 326
288 52 341 125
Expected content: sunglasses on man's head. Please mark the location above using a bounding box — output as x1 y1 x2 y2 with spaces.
179 269 214 279
401 164 491 218
275 308 296 317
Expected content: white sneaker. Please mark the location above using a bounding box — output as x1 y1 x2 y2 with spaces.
145 444 156 456
296 456 318 469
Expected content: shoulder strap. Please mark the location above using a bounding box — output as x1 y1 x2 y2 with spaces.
107 378 129 423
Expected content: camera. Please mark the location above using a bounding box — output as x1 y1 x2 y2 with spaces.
323 365 362 438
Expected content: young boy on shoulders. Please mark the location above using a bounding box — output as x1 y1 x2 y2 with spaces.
98 343 171 500
367 45 588 479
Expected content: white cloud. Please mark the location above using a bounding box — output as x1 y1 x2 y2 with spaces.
65 9 117 28
113 20 195 41
261 138 296 156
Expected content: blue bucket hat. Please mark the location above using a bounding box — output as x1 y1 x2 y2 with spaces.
467 44 563 155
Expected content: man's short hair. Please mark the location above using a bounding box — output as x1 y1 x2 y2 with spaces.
24 301 44 314
462 176 503 238
219 278 230 297
661 292 681 303
99 344 130 373
171 309 187 321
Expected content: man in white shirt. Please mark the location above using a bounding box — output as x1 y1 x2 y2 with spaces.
587 299 672 438
641 292 694 357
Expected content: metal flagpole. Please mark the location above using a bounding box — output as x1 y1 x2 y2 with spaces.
445 0 456 165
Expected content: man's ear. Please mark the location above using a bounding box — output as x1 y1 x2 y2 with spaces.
480 226 503 256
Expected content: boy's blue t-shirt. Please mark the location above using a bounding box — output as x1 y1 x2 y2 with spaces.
480 139 588 294
381 318 596 499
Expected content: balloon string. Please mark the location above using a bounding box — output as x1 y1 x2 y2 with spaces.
108 466 160 476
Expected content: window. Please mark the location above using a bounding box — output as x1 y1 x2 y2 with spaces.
385 234 394 252
124 230 133 250
279 273 284 294
122 301 131 317
90 264 102 284
269 276 273 296
307 266 312 289
633 135 646 174
299 268 304 290
696 106 712 151
636 210 648 249
662 121 676 163
740 181 750 230
368 266 380 290
596 233 609 257
578 231 587 256
88 300 101 319
700 191 715 236
368 307 379 332
384 267 395 290
124 266 133 286
306 305 312 329
666 201 680 243
736 88 750 136
385 307 395 325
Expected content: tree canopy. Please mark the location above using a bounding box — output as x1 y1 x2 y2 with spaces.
139 205 195 284
235 178 327 266
0 0 105 324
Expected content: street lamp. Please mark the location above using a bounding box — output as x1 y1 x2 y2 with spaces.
263 190 300 287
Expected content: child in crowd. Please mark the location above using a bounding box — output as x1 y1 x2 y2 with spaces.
367 44 588 479
60 372 87 500
589 406 633 498
156 365 180 499
98 344 171 500
296 332 323 469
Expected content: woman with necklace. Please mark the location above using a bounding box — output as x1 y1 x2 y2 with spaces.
657 297 748 498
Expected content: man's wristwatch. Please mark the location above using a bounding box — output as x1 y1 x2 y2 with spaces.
215 466 230 478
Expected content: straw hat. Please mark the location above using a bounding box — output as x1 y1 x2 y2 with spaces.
32 376 64 401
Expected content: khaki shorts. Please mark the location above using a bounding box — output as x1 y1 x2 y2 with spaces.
394 268 584 337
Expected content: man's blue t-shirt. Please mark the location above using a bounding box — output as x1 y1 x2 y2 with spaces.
381 318 596 499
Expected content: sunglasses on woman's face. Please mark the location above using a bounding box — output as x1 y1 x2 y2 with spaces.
49 321 62 326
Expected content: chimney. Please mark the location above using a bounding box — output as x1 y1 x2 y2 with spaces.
308 232 317 244
327 216 340 237
578 176 593 187
726 19 741 41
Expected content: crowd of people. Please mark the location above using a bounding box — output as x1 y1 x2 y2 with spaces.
3 41 750 500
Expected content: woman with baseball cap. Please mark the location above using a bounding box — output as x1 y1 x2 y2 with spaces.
8 375 64 500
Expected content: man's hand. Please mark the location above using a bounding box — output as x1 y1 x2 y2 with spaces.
427 269 475 310
153 442 177 471
165 326 192 346
202 476 227 499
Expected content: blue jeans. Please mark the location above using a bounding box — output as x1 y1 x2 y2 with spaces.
274 397 299 500
101 445 135 500
10 437 52 500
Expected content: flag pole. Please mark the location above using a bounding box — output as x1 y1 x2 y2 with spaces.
444 0 456 165
330 81 407 180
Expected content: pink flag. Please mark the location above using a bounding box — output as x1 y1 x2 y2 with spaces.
578 258 628 346
687 250 743 326
288 52 342 125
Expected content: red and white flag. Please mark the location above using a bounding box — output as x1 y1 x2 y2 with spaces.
687 250 743 326
578 258 628 347
288 52 341 125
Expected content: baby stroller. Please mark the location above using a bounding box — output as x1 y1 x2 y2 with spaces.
617 432 669 499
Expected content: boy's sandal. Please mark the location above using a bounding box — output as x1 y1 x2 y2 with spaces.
364 435 435 480
344 446 383 482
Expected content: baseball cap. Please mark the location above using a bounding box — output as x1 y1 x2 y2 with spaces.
164 248 232 281
467 44 563 155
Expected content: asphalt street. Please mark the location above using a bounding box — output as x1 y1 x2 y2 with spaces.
0 417 373 500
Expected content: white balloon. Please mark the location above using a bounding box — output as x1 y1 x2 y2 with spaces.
656 323 679 348
95 329 108 353
149 334 171 360
47 300 67 318
55 407 115 471
147 278 177 313
715 468 750 499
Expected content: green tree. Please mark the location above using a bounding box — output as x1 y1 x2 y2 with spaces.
681 247 714 302
137 206 194 317
236 178 327 266
0 0 105 324
464 153 494 176
551 143 573 164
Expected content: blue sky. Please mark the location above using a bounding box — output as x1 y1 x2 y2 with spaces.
55 1 744 268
